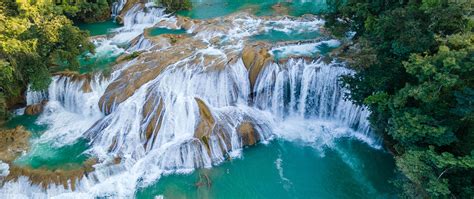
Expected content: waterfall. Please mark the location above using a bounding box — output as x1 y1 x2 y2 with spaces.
1 10 382 198
34 74 110 147
26 86 47 105
86 60 273 173
110 3 168 45
91 1 170 63
111 0 127 17
253 58 371 135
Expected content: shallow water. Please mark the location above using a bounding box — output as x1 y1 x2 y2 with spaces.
78 52 121 74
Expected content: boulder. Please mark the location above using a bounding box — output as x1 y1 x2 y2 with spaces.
24 100 47 115
238 122 259 146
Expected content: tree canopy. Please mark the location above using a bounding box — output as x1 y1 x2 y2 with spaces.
0 0 94 121
326 0 473 197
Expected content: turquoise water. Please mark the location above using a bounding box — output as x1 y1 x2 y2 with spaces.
76 20 121 36
14 139 90 170
6 115 90 170
178 0 330 19
76 20 123 73
147 28 187 36
78 52 120 74
5 114 47 137
136 139 396 198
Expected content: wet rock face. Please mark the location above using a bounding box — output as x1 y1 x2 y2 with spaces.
238 122 259 146
176 15 195 30
0 127 30 163
242 42 273 90
194 98 264 156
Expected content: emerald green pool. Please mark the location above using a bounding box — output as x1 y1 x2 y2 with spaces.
76 20 122 36
136 139 396 199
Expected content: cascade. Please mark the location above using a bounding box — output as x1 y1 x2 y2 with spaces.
1 6 383 198
112 0 127 17
26 86 47 106
91 1 171 65
253 58 372 135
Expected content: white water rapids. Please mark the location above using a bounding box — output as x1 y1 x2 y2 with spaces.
0 3 380 198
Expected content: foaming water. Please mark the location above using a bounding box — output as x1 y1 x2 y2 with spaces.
0 4 392 198
83 61 274 194
85 1 172 72
112 0 127 17
34 75 110 147
254 59 373 136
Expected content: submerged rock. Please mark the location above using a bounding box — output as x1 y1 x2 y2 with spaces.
272 3 290 16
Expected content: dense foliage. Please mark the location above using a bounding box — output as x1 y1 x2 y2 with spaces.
0 0 94 121
57 0 112 23
156 0 192 12
326 0 473 197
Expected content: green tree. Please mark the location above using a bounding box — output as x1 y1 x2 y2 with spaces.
156 0 192 12
0 0 93 121
326 0 473 197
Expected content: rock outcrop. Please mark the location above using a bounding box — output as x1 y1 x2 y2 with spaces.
194 98 264 157
4 158 96 190
242 42 273 90
0 127 30 162
24 100 48 115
